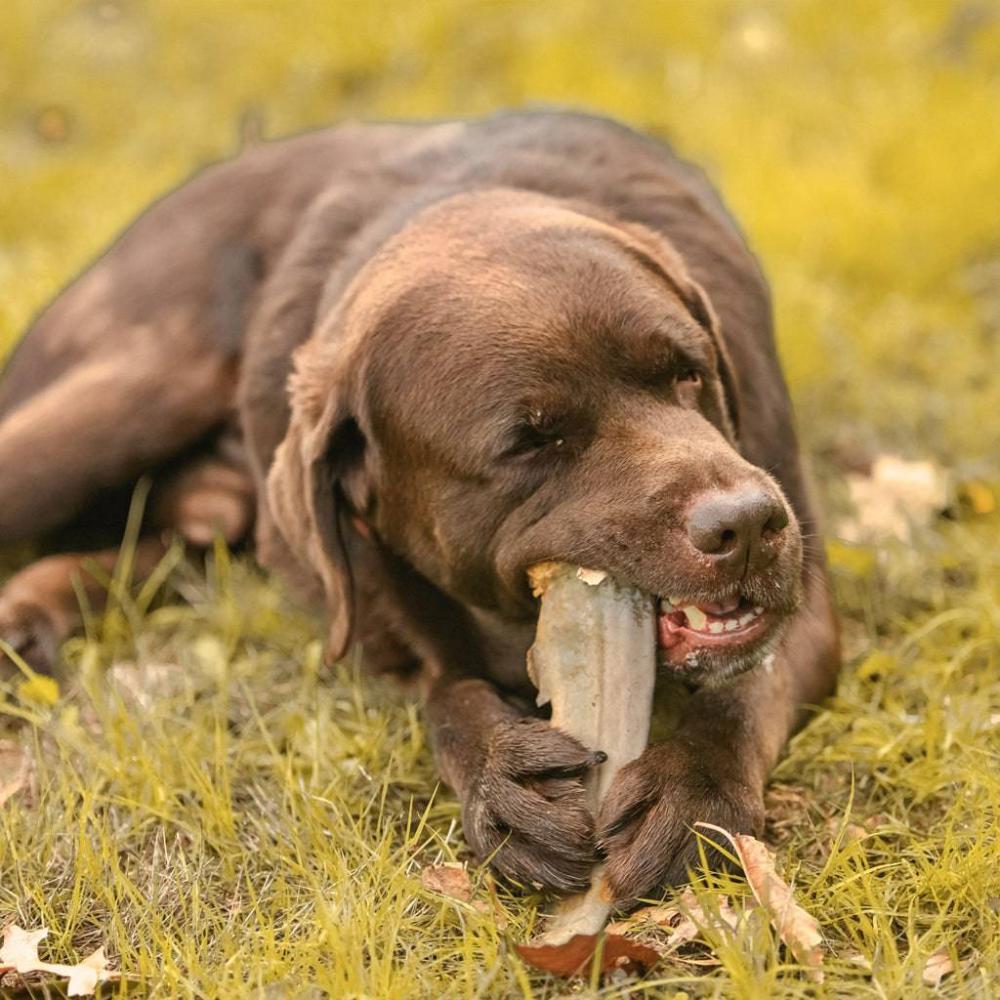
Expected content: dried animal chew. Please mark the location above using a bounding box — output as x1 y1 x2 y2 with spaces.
526 562 657 945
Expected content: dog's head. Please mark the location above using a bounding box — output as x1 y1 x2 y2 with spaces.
269 189 802 685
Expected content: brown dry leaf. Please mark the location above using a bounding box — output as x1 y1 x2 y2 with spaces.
0 742 30 807
515 931 660 978
696 823 824 982
606 903 679 936
825 817 867 843
0 923 115 997
922 950 954 987
605 889 739 958
420 862 474 903
864 813 894 831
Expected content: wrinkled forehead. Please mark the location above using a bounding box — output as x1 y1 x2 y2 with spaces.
347 192 707 456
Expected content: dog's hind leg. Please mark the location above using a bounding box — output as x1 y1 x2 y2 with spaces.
0 538 170 677
0 336 237 546
0 444 255 676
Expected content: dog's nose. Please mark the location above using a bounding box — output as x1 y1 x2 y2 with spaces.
686 489 789 572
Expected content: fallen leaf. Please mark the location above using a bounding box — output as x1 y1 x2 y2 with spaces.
837 454 950 544
696 823 824 982
0 742 29 806
606 904 680 937
825 817 867 843
1 923 48 970
922 950 954 987
863 813 894 831
677 888 741 935
420 862 474 903
0 923 115 997
516 931 660 977
605 890 739 959
960 480 996 515
65 947 110 997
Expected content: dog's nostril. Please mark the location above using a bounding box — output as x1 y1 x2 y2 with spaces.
719 527 737 550
767 506 789 533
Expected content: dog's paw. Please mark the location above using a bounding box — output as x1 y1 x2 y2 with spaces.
597 740 764 905
462 717 605 893
0 598 62 677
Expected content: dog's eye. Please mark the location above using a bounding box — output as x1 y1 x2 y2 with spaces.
677 368 701 385
504 410 566 458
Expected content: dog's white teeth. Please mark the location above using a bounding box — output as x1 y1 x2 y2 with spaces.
684 605 708 630
661 598 765 633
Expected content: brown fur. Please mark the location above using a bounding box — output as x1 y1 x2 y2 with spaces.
0 111 839 902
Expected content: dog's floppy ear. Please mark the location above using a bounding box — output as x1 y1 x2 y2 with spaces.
618 221 742 441
267 344 367 662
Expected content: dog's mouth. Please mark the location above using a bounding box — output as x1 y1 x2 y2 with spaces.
521 562 794 684
656 592 774 668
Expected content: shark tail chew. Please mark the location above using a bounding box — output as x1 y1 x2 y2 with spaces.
527 562 657 946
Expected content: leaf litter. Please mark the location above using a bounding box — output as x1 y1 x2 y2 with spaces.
0 923 116 997
0 741 29 806
419 862 474 903
696 823 825 982
516 822 819 982
922 950 955 987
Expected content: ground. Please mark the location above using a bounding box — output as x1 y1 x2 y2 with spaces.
1 1 999 997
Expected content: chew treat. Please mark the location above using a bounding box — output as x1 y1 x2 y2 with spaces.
526 562 657 945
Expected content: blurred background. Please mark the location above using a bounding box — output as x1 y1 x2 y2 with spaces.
2 0 998 472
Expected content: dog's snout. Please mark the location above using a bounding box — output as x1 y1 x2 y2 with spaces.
686 488 789 571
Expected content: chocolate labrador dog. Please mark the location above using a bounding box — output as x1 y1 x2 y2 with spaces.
0 111 839 901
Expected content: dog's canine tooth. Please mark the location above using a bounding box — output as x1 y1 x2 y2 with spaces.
684 605 708 630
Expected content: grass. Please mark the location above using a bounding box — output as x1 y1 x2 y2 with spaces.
2 0 999 996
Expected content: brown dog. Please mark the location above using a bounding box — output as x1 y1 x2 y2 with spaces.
0 111 839 902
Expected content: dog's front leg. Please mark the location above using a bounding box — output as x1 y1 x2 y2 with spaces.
425 674 606 892
596 567 840 904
